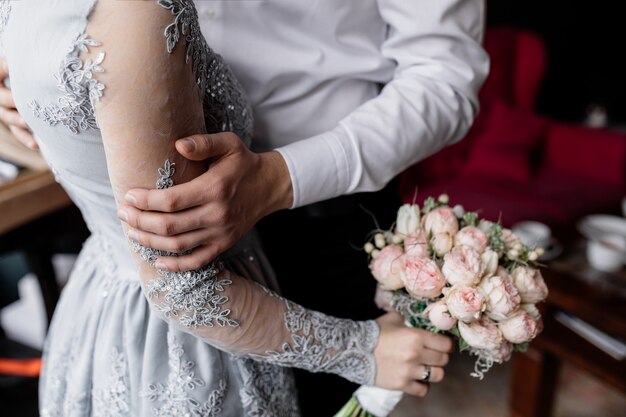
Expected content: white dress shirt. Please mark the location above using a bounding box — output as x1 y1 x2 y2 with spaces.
195 0 489 208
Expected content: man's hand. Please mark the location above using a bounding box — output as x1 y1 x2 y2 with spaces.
0 59 38 149
118 132 293 271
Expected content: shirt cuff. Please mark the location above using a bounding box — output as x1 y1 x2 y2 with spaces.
275 126 352 208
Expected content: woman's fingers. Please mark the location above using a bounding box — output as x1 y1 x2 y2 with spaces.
413 364 445 383
404 380 430 397
419 347 450 367
422 331 454 353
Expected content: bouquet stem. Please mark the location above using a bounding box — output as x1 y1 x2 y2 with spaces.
333 396 376 417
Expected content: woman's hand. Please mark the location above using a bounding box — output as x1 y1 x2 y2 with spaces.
374 312 453 397
0 59 38 149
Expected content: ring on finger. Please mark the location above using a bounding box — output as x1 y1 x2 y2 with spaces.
419 365 431 382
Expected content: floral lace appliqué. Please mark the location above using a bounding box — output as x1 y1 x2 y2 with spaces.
157 0 253 146
131 159 238 329
252 300 380 386
238 358 300 417
93 348 130 417
143 332 227 417
30 34 105 134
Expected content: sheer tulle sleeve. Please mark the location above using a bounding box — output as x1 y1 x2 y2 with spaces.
86 0 379 385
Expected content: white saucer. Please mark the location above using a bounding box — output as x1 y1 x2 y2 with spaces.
578 215 626 251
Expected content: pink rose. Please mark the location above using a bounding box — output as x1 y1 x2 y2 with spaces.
401 255 446 299
511 266 548 303
423 207 459 236
488 341 514 363
445 284 485 322
374 287 395 312
521 303 544 335
431 232 453 256
458 318 504 350
479 270 521 321
454 226 489 253
442 245 482 286
498 310 538 343
423 300 457 331
403 231 429 258
370 245 404 290
395 204 421 236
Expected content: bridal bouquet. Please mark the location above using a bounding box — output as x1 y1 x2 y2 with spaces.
335 195 549 417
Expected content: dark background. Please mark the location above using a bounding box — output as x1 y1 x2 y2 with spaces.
487 0 626 125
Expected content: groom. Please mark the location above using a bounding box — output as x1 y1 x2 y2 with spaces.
1 0 488 414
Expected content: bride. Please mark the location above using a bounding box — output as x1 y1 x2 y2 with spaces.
1 1 452 415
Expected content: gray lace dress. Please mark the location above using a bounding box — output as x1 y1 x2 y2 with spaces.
0 1 380 416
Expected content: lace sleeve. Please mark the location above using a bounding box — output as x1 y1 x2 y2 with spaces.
85 0 379 386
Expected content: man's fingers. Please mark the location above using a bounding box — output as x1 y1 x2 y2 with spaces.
8 125 38 149
154 244 220 272
118 205 204 236
126 227 210 255
0 59 9 79
125 180 204 212
175 132 242 161
423 332 454 353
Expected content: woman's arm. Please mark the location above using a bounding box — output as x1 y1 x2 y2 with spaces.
86 0 450 395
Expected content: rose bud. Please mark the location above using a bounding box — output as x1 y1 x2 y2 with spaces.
374 286 395 312
499 310 538 344
458 318 504 350
401 255 446 299
479 272 521 321
423 207 459 236
445 284 486 322
370 245 405 290
431 232 453 256
423 300 457 330
442 245 482 286
511 266 549 303
395 204 421 236
489 341 514 363
502 228 523 250
454 226 489 253
403 231 429 258
480 249 499 278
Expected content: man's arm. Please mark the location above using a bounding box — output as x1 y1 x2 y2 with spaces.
119 0 488 272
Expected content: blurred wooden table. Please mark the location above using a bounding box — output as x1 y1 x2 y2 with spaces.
0 169 72 235
509 246 626 417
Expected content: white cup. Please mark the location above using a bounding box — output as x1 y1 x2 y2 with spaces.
587 234 626 273
512 221 552 249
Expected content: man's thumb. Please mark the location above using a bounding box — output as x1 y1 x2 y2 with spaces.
175 133 240 161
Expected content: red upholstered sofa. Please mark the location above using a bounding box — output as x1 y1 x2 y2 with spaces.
399 27 626 230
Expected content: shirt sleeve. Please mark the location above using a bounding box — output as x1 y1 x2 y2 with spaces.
276 0 489 207
85 0 379 386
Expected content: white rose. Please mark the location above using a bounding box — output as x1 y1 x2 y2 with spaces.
481 249 499 278
395 204 421 236
511 266 549 303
